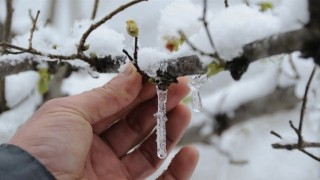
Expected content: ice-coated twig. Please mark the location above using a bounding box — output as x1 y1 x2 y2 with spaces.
189 74 208 112
154 85 168 159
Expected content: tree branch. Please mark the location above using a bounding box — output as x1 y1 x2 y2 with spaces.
0 54 205 77
0 0 13 113
226 0 320 80
3 0 13 43
272 142 320 150
180 85 299 143
91 0 99 20
77 0 147 55
270 66 319 162
225 28 319 80
298 65 316 139
224 0 229 8
28 10 40 50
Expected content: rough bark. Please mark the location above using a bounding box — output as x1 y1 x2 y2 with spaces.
0 55 206 77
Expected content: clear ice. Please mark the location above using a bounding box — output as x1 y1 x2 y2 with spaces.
189 74 207 112
154 85 168 159
87 67 100 78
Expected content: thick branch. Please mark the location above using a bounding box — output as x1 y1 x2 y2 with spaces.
0 54 205 77
226 28 319 80
242 29 310 63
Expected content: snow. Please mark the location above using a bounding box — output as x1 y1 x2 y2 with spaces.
0 0 319 179
202 61 279 115
5 71 39 108
157 0 202 48
148 108 320 180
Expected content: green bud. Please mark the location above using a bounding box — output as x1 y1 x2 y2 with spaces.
37 68 51 95
90 52 97 59
259 2 273 12
207 63 224 77
148 77 156 84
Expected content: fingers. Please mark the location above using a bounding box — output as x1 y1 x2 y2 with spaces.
53 64 143 125
99 78 189 157
120 104 191 179
92 80 156 134
157 146 199 180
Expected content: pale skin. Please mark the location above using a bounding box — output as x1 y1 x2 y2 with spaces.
9 64 199 180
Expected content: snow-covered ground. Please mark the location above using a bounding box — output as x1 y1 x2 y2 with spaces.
1 0 320 179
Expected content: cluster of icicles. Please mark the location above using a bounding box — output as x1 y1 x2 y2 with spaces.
155 74 207 159
86 66 207 159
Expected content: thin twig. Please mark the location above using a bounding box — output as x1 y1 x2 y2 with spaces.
179 31 217 58
298 65 316 138
224 0 229 8
272 142 320 149
300 149 320 161
200 0 223 64
288 54 300 79
28 10 40 50
0 41 79 61
133 37 138 63
270 131 282 139
2 0 13 57
78 0 147 54
91 0 99 20
243 0 250 6
289 120 303 146
0 0 13 113
3 0 13 42
122 49 148 79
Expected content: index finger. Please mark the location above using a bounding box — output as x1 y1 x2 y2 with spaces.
63 64 143 124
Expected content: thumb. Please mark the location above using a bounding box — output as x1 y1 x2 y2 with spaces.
62 63 142 124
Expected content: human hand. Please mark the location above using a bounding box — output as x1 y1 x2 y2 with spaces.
9 64 199 180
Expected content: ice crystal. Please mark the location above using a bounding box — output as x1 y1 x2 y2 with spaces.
189 74 207 112
154 85 168 159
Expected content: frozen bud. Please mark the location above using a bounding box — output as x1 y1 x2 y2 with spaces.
126 19 139 37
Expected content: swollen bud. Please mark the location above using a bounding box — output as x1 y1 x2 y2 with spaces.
126 19 139 37
259 2 273 12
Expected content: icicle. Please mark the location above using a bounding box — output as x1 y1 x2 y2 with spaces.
154 85 168 159
189 74 207 112
87 67 100 78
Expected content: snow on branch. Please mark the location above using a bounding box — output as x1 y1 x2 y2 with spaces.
225 28 315 80
226 0 320 80
77 0 148 56
0 54 205 77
